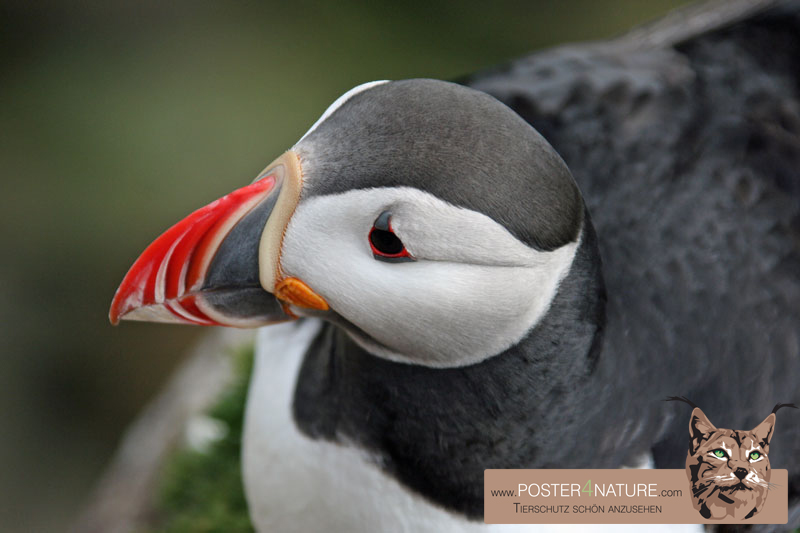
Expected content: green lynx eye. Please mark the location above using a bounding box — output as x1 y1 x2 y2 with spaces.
712 449 726 458
749 451 761 461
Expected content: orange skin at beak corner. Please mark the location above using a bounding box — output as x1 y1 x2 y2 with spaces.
274 277 329 314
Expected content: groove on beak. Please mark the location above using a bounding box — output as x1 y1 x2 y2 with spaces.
109 151 304 327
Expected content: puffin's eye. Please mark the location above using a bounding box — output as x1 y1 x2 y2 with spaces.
369 211 415 263
370 228 404 255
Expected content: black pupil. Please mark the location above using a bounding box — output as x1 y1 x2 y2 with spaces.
370 229 404 255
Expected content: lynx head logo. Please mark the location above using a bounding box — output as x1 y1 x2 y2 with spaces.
666 397 796 521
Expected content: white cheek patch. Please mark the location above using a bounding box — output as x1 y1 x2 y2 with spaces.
279 187 580 367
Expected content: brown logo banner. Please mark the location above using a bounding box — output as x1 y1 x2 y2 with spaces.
484 469 788 524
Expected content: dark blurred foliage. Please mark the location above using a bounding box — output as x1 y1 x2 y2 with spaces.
0 1 689 531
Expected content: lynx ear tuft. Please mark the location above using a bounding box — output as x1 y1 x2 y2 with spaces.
752 404 796 450
665 396 699 409
771 403 798 415
665 397 716 454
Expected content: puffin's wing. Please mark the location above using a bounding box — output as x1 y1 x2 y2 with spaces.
469 0 800 524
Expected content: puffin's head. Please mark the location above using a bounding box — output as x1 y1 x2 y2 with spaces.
110 79 586 367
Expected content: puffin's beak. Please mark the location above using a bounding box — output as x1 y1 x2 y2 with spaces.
109 150 324 327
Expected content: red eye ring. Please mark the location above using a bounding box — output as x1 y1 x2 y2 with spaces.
369 212 415 263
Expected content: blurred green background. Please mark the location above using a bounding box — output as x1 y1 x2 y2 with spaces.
0 1 690 531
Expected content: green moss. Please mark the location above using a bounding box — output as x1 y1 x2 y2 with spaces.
153 345 255 533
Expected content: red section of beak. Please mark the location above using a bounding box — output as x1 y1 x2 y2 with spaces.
109 176 277 325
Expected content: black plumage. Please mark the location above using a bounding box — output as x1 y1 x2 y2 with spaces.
465 1 800 529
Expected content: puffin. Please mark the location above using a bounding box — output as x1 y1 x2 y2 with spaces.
109 78 797 531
